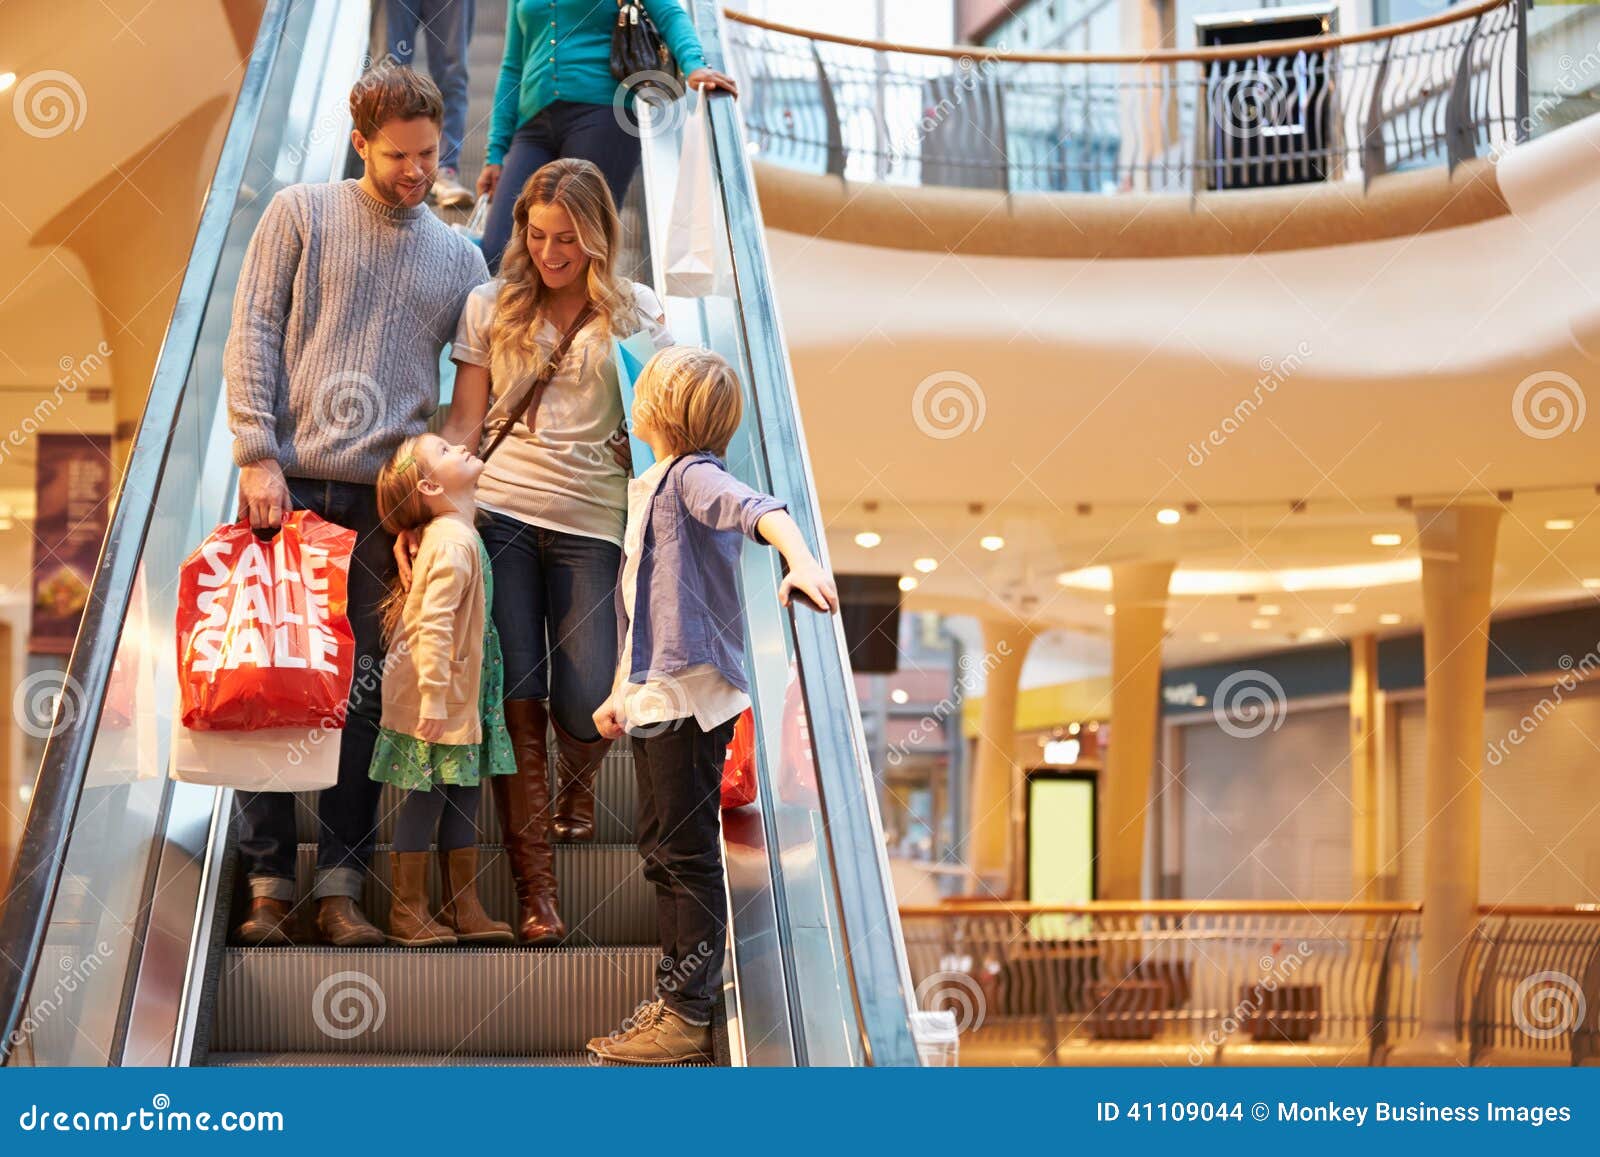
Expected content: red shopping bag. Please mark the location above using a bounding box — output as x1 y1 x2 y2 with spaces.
176 511 357 731
721 707 758 809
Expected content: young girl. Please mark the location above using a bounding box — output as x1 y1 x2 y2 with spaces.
588 347 838 1064
371 433 516 946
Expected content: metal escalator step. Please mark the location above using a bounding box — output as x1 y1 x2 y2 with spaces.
206 1051 603 1067
291 843 653 946
213 945 656 1055
293 747 638 845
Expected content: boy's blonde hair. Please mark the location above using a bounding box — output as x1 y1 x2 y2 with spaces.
633 346 744 457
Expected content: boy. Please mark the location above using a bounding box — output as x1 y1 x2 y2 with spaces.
589 347 838 1064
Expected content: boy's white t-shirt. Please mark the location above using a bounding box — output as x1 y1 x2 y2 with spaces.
616 454 749 735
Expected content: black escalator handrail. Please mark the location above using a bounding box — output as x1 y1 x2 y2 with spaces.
690 0 921 1067
0 0 293 1062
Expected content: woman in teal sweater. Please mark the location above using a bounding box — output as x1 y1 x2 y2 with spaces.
478 0 737 270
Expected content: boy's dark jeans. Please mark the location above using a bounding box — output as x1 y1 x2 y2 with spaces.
233 477 395 902
632 715 737 1026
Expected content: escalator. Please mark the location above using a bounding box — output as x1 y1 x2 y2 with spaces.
0 0 919 1069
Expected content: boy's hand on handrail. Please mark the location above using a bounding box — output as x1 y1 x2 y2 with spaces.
779 557 839 614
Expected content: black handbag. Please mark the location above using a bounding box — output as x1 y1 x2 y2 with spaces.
610 1 678 96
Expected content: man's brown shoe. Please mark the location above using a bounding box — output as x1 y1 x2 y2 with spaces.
315 895 385 947
594 1008 711 1065
235 896 294 945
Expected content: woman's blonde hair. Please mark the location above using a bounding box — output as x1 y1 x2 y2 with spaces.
374 435 435 646
491 158 638 388
633 346 744 457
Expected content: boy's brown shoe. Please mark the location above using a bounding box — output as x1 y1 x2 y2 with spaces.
593 1008 711 1065
586 998 665 1054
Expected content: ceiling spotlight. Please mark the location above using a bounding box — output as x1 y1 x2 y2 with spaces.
1302 627 1328 641
1583 579 1600 590
1379 612 1402 625
0 73 15 95
1076 503 1092 516
1545 518 1575 532
898 576 919 592
890 689 909 705
854 531 881 549
979 535 1005 552
1200 632 1221 643
1259 604 1281 616
1067 722 1081 735
1156 508 1181 525
1103 604 1115 616
1370 533 1403 547
1250 618 1270 629
1332 603 1357 614
913 557 938 573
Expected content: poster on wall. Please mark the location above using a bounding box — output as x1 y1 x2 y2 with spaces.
29 432 110 655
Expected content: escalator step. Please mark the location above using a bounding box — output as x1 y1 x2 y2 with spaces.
294 748 639 845
205 1051 706 1067
206 1051 597 1067
213 945 657 1054
291 843 653 946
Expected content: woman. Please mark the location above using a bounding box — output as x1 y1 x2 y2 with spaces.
420 158 674 942
478 0 738 270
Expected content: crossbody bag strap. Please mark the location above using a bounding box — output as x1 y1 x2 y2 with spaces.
478 302 598 463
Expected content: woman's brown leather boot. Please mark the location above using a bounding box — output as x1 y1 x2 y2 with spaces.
495 699 566 944
438 846 515 944
387 851 456 946
551 721 612 842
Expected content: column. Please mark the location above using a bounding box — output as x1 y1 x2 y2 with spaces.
1392 503 1500 1064
967 618 1033 896
1350 633 1381 900
1100 561 1175 900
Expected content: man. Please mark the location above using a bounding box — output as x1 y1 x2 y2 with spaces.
225 67 489 946
386 0 477 208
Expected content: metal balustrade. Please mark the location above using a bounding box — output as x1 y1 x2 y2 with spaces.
901 902 1600 1065
724 0 1526 195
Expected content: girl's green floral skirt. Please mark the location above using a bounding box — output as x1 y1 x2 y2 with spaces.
369 542 517 791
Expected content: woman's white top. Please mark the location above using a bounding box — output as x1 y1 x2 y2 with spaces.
452 280 671 545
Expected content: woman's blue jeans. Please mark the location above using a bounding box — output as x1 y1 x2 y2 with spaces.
478 511 621 741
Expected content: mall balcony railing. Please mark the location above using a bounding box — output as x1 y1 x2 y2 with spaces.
723 0 1527 195
900 901 1600 1065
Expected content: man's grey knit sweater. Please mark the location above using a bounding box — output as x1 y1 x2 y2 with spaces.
225 179 488 485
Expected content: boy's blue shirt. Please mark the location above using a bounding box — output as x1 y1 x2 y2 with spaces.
617 452 787 692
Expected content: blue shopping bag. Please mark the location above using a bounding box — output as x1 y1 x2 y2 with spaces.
613 331 659 474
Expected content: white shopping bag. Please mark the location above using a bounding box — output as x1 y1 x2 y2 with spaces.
171 712 341 792
663 100 720 298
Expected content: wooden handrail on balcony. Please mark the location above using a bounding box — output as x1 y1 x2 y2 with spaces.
899 900 1423 918
724 0 1512 66
1476 903 1600 918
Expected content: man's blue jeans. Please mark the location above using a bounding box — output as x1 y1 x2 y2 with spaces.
233 478 396 902
386 0 474 171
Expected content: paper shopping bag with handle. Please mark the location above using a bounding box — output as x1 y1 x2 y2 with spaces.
176 511 357 732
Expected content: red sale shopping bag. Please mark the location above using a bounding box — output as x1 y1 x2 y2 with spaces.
176 511 357 732
720 707 757 809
